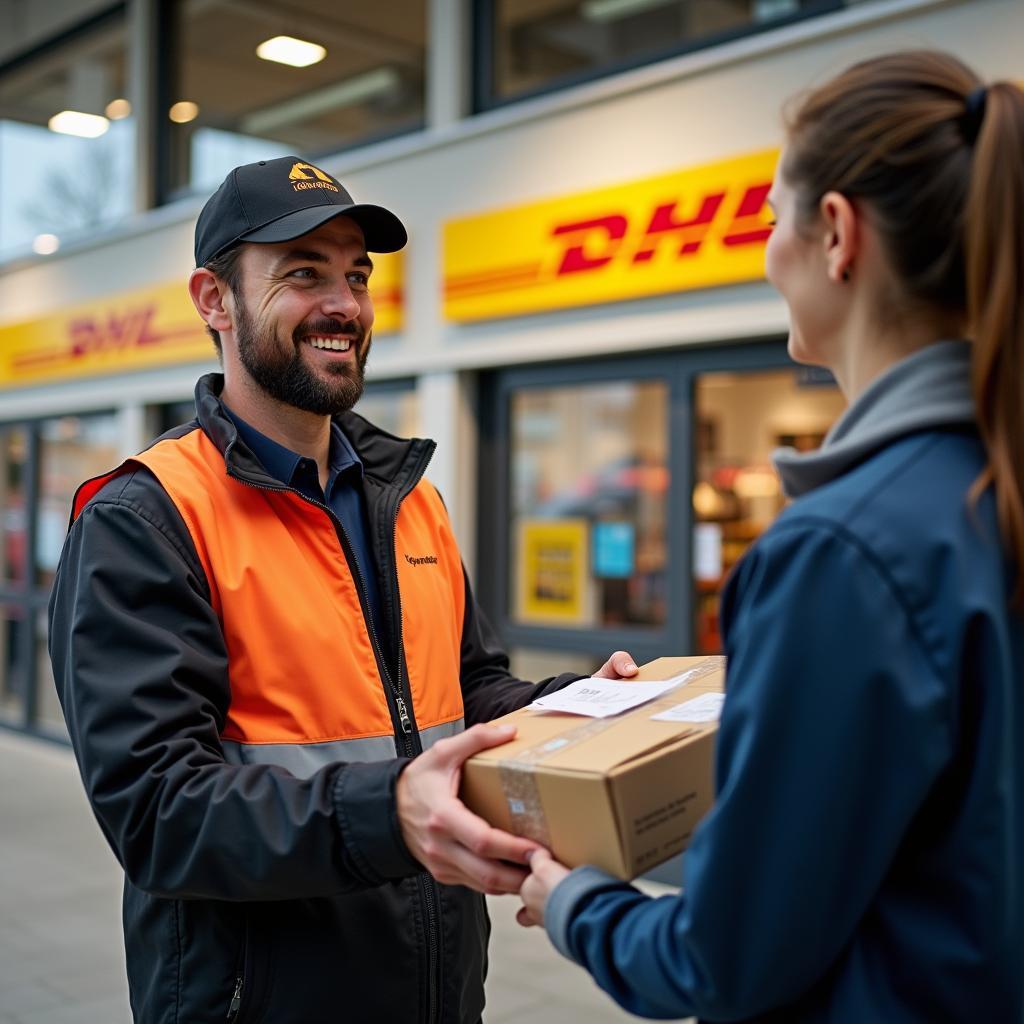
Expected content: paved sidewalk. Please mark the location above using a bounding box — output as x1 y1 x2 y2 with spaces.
0 729 687 1023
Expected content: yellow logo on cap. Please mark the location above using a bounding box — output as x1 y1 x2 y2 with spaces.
288 161 339 193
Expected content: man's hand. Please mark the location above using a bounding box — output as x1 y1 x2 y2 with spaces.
516 849 571 928
396 723 539 895
592 650 639 679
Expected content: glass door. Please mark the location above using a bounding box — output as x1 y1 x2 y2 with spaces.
692 366 845 653
478 342 845 674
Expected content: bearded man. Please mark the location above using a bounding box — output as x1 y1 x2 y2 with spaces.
48 156 637 1024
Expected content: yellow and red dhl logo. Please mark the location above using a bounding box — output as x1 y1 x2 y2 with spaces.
0 254 405 390
443 148 779 323
0 282 212 387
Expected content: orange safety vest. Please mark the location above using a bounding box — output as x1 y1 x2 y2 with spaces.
73 426 467 767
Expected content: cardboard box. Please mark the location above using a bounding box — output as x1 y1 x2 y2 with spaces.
460 655 724 880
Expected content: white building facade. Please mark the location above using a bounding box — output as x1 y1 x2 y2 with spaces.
0 0 1018 738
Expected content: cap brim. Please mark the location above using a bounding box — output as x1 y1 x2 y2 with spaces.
240 203 407 253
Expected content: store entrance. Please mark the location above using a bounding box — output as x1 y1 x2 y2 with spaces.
477 341 846 678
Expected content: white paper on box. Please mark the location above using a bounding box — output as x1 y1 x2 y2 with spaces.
528 673 691 718
651 692 725 723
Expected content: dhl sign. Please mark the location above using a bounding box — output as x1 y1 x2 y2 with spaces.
443 149 778 323
0 252 404 390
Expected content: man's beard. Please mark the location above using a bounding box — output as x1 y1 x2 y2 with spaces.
234 299 370 416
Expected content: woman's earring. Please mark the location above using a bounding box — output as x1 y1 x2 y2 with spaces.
841 268 851 282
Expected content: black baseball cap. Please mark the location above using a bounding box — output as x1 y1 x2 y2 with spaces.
194 155 407 266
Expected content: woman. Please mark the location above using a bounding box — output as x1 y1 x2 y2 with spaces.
517 51 1024 1022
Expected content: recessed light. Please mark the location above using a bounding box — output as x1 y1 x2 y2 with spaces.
106 98 132 119
256 35 326 68
582 0 674 20
169 101 200 123
48 111 109 138
33 234 60 255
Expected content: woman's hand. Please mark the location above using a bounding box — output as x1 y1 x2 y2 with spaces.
592 651 639 679
517 848 571 928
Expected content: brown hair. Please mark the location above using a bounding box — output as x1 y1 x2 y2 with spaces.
201 245 245 357
783 51 1024 601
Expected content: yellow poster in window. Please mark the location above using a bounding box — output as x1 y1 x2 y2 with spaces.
516 518 592 626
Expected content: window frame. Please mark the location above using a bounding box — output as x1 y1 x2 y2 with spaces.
472 0 845 113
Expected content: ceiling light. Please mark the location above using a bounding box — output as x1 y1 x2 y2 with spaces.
256 35 327 68
105 97 132 119
169 101 200 124
32 234 60 255
582 0 677 21
754 0 799 20
242 67 399 135
48 110 109 138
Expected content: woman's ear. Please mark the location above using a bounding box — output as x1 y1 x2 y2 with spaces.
189 268 234 334
819 191 858 284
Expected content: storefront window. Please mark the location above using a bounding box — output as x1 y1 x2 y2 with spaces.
166 0 427 199
0 605 24 725
692 367 844 653
509 379 668 630
0 427 28 586
0 10 134 260
509 644 603 682
481 0 840 106
35 608 66 738
355 383 420 439
37 414 120 589
0 425 28 726
156 400 197 436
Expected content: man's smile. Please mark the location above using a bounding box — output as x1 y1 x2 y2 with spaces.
304 335 353 353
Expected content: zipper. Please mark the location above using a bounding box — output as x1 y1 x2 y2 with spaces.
226 913 249 1022
419 873 441 1024
228 440 442 1020
226 977 243 1021
380 454 444 1024
395 695 412 734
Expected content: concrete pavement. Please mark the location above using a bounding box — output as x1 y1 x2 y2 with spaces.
0 728 687 1023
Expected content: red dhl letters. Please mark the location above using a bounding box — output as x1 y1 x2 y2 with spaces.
551 182 769 279
11 307 202 372
69 304 164 357
444 174 774 311
442 149 780 321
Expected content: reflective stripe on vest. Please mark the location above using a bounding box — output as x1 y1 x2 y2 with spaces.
223 718 465 777
73 427 466 754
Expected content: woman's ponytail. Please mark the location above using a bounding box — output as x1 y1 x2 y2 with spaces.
965 83 1024 601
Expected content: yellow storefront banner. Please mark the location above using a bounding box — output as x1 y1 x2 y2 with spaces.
516 518 592 626
0 252 403 390
444 148 779 323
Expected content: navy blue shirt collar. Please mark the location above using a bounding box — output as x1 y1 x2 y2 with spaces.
223 404 364 499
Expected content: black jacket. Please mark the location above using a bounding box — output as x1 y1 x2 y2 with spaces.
49 375 577 1023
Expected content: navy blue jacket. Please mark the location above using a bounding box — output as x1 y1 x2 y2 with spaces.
547 425 1024 1020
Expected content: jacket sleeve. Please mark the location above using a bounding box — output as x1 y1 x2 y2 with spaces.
545 519 953 1019
49 471 420 903
457 565 581 724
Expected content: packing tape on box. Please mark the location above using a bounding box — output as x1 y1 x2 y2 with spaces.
497 657 725 847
